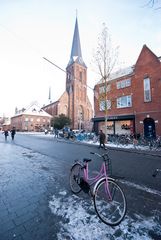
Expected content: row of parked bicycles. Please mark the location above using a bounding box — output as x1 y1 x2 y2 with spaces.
58 128 161 151
71 132 161 150
107 134 161 150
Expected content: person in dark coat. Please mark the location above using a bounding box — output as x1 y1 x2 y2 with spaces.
98 130 107 150
10 127 16 140
3 130 9 141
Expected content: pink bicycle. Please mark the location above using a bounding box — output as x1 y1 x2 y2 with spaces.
69 152 127 226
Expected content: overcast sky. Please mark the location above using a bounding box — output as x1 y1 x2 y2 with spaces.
0 0 160 117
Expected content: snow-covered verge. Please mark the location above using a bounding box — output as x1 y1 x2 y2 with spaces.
49 189 161 240
18 131 161 152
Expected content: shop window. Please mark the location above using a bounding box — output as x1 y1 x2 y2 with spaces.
121 124 130 130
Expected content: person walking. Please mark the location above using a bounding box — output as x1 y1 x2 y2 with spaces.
54 128 59 138
3 130 9 141
10 127 16 140
98 130 107 150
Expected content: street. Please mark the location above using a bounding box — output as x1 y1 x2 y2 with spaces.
0 132 161 240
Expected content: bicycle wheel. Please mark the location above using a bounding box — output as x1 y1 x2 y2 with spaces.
93 178 126 226
69 163 84 193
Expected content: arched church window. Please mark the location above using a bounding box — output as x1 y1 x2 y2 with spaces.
78 106 84 121
80 71 82 81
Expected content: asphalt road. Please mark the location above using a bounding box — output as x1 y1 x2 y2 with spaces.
0 132 160 240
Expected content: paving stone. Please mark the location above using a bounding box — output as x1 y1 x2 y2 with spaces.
0 219 15 234
13 212 39 226
0 225 26 240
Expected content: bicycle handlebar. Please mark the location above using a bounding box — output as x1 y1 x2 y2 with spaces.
90 152 109 159
90 152 102 157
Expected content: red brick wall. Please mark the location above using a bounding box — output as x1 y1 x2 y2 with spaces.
94 45 161 136
11 114 51 131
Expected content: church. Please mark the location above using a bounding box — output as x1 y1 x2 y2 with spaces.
42 17 93 130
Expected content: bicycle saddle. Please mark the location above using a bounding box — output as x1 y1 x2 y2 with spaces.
83 158 92 162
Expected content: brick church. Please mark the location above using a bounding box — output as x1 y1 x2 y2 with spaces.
43 17 93 130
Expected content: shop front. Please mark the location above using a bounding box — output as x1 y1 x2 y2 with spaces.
92 115 135 136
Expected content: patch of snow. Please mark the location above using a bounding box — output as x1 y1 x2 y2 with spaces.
49 191 160 240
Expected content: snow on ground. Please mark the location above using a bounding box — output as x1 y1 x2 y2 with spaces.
49 189 161 240
18 132 154 152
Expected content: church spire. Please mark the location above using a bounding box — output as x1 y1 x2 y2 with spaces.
67 17 86 67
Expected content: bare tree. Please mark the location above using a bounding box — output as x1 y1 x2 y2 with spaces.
93 23 119 137
143 0 161 9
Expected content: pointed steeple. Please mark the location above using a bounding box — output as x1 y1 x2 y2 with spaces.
67 17 86 67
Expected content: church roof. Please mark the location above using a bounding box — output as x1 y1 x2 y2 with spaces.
67 17 86 68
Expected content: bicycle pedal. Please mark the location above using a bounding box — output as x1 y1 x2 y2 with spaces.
79 178 90 193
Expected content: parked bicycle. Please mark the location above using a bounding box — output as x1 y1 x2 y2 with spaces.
69 152 127 226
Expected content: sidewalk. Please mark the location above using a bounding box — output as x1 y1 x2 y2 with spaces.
0 141 57 240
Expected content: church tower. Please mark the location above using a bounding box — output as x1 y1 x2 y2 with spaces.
66 17 93 130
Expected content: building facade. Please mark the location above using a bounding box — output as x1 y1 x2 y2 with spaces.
11 102 52 131
42 18 93 131
93 45 161 138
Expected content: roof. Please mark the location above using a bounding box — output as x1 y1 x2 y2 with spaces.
97 65 134 84
12 101 52 118
67 17 86 68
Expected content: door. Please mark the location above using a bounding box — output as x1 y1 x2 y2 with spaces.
144 117 156 139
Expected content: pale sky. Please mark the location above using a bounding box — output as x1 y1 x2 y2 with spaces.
0 0 160 117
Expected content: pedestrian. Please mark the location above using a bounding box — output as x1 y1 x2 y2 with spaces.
98 130 107 150
54 128 59 138
3 130 9 141
10 127 16 140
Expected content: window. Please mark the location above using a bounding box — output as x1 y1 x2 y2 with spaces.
80 72 82 81
126 79 131 87
144 77 151 102
99 84 111 93
121 81 126 88
99 100 111 111
117 82 121 89
116 78 131 89
117 95 132 108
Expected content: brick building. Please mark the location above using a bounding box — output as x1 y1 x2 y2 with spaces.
11 102 52 132
93 45 161 138
42 17 93 131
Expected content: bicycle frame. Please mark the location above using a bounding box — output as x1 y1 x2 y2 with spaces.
82 157 112 199
83 161 108 186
